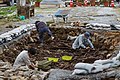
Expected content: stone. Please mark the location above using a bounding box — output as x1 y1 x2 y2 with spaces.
0 61 6 66
19 66 29 71
18 71 24 76
1 62 12 69
101 51 108 55
115 72 120 78
0 71 4 76
0 78 3 80
106 71 116 77
24 71 31 77
46 69 72 80
3 77 10 80
117 18 120 21
109 46 114 50
0 47 3 54
106 54 112 58
10 76 18 80
4 71 10 77
31 75 38 80
40 71 50 80
115 78 119 80
17 76 26 80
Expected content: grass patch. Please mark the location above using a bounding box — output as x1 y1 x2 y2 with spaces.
0 6 16 16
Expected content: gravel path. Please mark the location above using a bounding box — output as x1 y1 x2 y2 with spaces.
69 7 120 25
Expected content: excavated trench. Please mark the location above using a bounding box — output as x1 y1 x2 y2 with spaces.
1 27 120 71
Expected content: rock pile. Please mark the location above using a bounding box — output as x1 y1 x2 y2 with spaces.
0 60 49 80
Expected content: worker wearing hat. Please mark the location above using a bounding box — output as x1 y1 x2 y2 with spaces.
72 32 94 50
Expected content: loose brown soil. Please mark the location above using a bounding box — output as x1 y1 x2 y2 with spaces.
1 27 120 70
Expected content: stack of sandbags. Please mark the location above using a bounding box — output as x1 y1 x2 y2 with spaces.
93 51 120 69
86 23 120 30
0 24 35 44
73 51 120 75
86 23 110 30
72 63 103 75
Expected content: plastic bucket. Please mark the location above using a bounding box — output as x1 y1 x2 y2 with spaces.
20 16 25 20
62 56 72 61
48 57 59 62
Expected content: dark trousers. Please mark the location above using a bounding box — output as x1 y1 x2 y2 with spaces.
38 27 52 43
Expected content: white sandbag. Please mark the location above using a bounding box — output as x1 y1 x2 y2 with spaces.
93 60 112 70
111 60 120 67
86 23 111 30
91 66 103 73
101 63 111 69
94 59 113 65
112 51 120 61
74 63 94 73
112 57 117 61
90 23 110 27
0 24 35 44
72 69 88 75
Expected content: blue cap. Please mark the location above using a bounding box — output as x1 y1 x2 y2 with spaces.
84 32 90 38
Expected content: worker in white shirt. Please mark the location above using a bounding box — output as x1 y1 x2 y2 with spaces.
12 47 36 71
72 32 94 50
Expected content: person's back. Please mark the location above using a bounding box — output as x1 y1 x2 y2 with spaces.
72 34 84 49
35 21 54 45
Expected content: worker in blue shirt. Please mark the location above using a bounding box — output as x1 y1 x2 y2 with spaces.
35 21 54 45
72 32 94 50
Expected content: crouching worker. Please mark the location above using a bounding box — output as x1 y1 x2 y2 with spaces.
72 32 94 50
12 47 36 71
35 21 54 45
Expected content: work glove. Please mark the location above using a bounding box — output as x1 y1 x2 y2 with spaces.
85 47 90 49
51 36 54 40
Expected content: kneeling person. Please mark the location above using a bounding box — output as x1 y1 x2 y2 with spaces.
12 47 36 71
72 32 94 50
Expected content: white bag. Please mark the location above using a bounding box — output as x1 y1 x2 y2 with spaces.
94 59 113 65
111 60 120 67
91 66 103 73
72 69 88 75
112 51 120 61
74 63 94 73
101 63 111 69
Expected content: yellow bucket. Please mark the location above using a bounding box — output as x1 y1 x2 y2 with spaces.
62 56 72 61
48 57 59 62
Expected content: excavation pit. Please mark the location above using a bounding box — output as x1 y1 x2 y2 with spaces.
1 27 120 70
